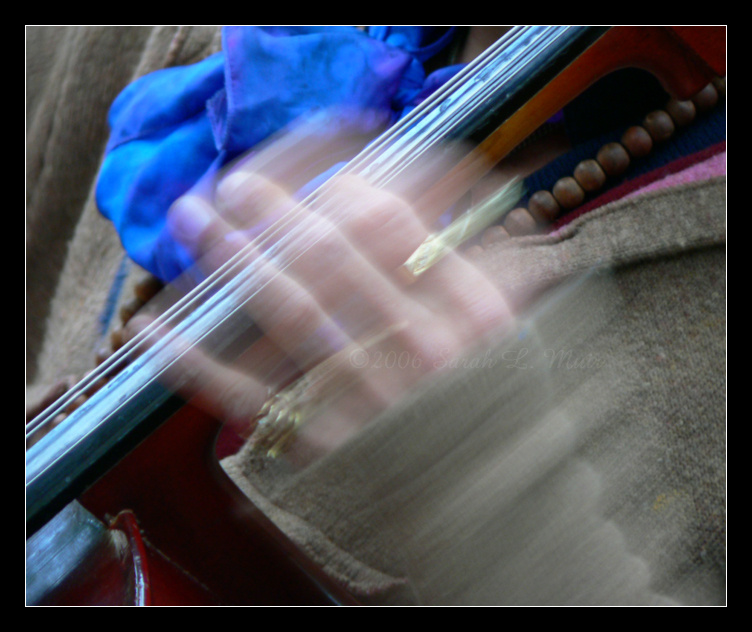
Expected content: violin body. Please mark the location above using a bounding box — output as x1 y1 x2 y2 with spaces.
28 403 356 605
26 26 725 606
79 405 357 605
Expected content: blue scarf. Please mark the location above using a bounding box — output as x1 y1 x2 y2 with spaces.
96 26 461 281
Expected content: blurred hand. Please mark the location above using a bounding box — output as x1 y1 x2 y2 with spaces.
133 136 513 461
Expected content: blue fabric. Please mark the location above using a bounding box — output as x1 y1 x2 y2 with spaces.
96 26 461 282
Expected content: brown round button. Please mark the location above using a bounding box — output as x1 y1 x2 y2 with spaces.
643 110 675 142
596 142 630 177
712 76 726 98
553 177 586 209
665 99 696 127
133 274 164 303
573 159 606 193
528 190 561 223
692 82 719 112
621 126 653 158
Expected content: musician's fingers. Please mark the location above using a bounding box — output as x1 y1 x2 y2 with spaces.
214 172 460 363
168 193 282 273
217 169 426 276
322 174 430 271
129 310 400 450
125 314 268 434
312 175 511 345
276 174 509 342
169 191 358 363
125 313 365 447
321 177 512 342
231 335 299 389
410 251 513 343
167 195 227 262
181 350 269 436
175 173 505 388
214 171 295 231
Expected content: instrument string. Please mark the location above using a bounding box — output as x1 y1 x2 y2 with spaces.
26 29 530 438
26 26 558 441
27 26 576 441
27 26 559 441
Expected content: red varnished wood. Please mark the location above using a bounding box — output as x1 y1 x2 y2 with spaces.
603 26 721 99
669 26 726 77
145 542 221 606
81 405 358 605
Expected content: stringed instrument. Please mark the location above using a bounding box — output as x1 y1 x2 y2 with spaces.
26 26 725 605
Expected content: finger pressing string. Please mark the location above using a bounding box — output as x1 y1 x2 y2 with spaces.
321 174 431 272
214 172 454 360
215 171 296 231
409 251 513 344
167 192 359 371
126 314 268 435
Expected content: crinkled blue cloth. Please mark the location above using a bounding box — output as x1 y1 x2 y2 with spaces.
96 26 462 282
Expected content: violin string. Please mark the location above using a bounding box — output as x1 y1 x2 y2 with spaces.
264 29 565 271
220 29 572 376
28 26 574 439
149 27 571 370
26 27 563 439
26 28 535 437
359 27 564 189
27 27 564 439
337 27 529 176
